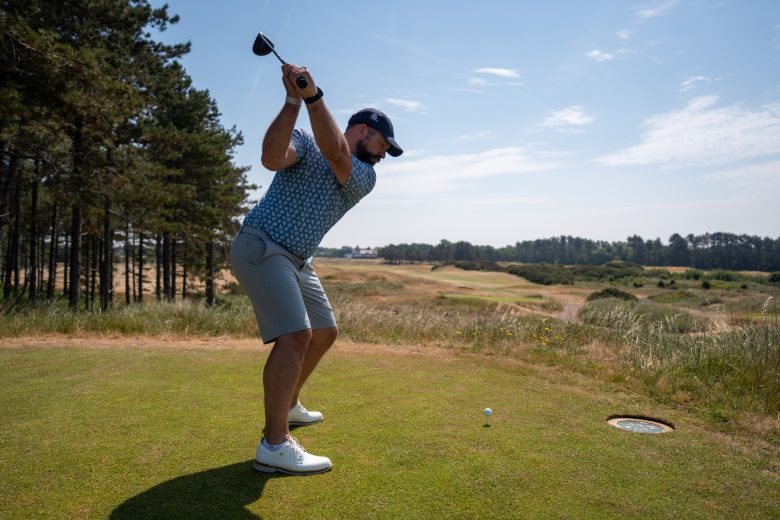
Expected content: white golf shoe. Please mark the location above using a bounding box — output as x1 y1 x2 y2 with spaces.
288 400 324 426
253 436 332 475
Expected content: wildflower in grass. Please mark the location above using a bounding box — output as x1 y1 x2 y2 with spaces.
507 331 513 337
456 330 462 336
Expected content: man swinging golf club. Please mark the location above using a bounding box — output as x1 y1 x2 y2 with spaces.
230 62 402 475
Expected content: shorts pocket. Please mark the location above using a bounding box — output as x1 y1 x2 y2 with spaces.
232 233 267 265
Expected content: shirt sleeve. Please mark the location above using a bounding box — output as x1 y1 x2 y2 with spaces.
289 129 310 163
340 157 376 209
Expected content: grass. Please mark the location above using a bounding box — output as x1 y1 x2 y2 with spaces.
1 343 778 519
0 299 258 337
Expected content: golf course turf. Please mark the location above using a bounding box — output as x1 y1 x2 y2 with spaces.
1 338 777 519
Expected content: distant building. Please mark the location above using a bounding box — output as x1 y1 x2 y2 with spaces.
348 246 379 259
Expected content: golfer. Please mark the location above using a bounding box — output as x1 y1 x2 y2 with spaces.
230 63 402 475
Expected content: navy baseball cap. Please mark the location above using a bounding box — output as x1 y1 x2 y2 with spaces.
348 108 403 157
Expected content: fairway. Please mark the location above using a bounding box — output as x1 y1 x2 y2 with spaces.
1 338 777 519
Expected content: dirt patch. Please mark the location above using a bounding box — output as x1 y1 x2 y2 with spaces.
0 334 460 360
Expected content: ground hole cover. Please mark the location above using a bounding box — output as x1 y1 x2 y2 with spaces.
606 415 675 433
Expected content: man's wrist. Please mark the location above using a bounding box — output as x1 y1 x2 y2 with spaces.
304 87 324 105
285 96 302 106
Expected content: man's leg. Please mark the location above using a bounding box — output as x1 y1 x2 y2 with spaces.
263 329 312 444
291 326 338 407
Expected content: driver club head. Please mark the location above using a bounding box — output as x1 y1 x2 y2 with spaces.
252 33 276 58
251 31 308 88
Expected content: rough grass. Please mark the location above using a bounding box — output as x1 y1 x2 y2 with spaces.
1 343 778 519
0 299 258 337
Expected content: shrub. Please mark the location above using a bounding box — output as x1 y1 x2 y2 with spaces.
657 280 665 288
685 269 703 280
769 272 780 284
453 261 501 272
702 280 711 290
710 270 737 282
586 288 638 302
505 264 574 285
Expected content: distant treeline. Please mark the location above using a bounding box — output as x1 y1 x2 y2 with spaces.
1 2 252 310
377 233 780 271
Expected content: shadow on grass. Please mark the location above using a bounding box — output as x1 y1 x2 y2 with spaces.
110 460 289 520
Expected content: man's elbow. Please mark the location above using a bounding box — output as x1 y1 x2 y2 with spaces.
261 153 285 171
261 155 277 171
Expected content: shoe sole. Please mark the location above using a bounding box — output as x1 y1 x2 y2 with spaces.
288 417 324 427
253 460 332 475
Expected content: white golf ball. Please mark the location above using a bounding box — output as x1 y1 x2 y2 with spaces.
483 408 493 416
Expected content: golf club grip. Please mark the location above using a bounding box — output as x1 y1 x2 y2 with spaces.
296 77 308 89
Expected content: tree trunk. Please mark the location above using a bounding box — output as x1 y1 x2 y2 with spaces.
182 261 188 300
28 172 39 304
137 229 144 303
10 167 21 296
0 150 18 255
205 241 215 307
100 197 112 311
47 190 59 301
162 233 171 302
171 238 177 302
83 232 90 311
90 233 98 309
131 230 137 303
124 221 131 305
63 234 69 296
68 204 81 310
39 234 45 295
155 234 161 300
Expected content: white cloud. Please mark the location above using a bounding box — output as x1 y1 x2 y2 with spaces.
586 49 615 62
474 67 520 78
679 75 711 92
637 0 678 19
466 70 523 89
452 87 487 94
702 160 780 183
384 98 424 112
375 148 557 198
617 29 631 40
542 106 594 128
597 96 780 167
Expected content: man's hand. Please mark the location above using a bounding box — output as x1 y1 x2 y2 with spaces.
284 64 318 99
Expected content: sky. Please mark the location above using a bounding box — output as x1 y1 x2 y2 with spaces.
149 0 780 248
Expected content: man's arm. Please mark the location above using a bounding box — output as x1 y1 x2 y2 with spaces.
288 66 353 184
261 64 303 171
261 104 300 171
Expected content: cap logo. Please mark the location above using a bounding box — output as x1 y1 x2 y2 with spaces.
370 113 379 122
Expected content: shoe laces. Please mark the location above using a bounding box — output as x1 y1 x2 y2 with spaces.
286 436 307 461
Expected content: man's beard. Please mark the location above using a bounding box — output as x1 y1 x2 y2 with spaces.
355 137 381 165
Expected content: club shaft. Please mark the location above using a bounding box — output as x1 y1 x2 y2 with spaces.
270 48 286 65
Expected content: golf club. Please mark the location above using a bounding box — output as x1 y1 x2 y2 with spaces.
252 32 309 89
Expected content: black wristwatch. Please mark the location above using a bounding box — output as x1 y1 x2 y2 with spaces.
304 87 324 105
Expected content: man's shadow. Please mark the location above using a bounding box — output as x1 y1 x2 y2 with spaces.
110 460 288 520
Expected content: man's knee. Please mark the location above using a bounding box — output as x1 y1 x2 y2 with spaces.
275 329 313 353
312 326 338 348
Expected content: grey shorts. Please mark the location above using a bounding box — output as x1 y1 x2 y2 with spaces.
229 226 336 344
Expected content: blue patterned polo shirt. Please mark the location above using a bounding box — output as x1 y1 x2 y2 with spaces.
243 129 376 259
